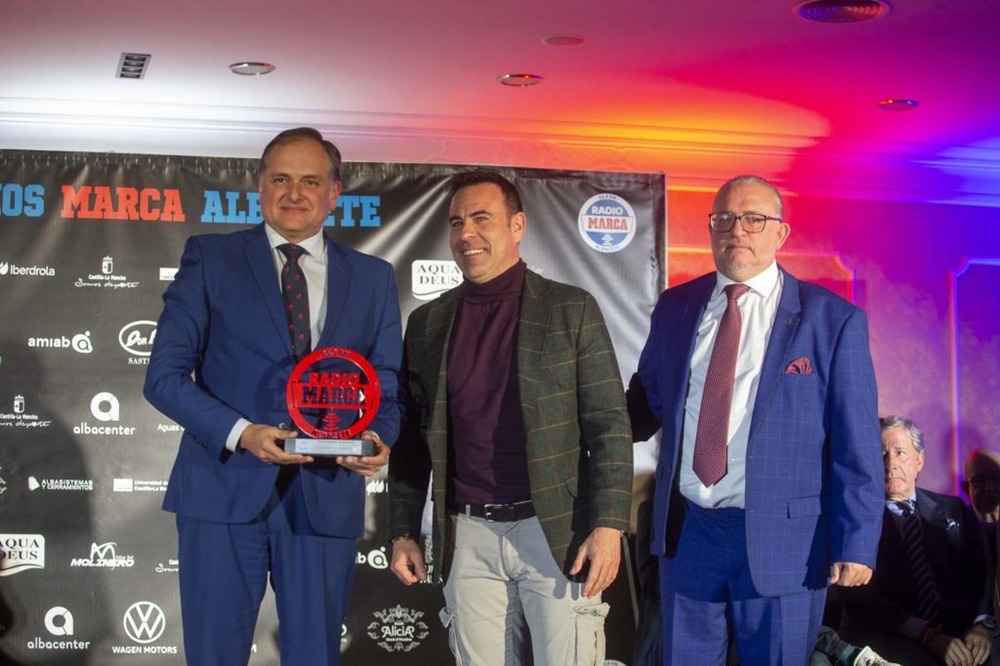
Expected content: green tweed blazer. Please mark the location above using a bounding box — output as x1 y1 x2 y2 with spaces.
388 269 633 583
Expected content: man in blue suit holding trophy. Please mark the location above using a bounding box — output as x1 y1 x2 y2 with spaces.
145 127 402 665
630 175 884 664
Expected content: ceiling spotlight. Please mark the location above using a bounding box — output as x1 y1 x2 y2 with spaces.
878 98 919 111
794 0 890 23
542 34 586 47
229 62 276 76
498 73 543 87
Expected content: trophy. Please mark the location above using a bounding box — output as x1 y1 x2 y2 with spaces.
283 347 381 456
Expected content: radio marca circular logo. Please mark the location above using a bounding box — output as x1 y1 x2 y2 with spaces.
577 193 636 253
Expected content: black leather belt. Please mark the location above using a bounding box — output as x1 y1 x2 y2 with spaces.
456 501 535 522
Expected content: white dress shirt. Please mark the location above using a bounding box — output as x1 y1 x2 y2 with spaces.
679 261 783 508
225 226 328 451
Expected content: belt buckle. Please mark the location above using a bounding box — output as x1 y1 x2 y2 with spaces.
483 503 508 522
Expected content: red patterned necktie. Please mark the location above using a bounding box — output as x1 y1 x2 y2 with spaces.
692 283 750 487
277 243 311 360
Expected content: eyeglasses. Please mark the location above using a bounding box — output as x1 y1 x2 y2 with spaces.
708 212 782 233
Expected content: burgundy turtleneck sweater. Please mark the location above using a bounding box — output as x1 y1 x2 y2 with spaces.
446 260 530 506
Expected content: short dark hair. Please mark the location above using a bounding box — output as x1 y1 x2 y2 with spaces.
880 414 925 454
259 127 342 183
447 170 523 216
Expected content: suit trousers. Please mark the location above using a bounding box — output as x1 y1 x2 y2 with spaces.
441 513 609 666
659 500 826 665
176 468 357 665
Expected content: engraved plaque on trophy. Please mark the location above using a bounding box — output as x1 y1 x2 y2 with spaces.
283 347 381 456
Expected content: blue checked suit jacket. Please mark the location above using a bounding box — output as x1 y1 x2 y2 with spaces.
144 224 402 537
634 267 884 596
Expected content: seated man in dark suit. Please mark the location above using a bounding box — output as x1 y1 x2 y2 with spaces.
963 448 1000 665
840 415 994 666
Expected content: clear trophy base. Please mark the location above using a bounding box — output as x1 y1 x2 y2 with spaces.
284 438 375 457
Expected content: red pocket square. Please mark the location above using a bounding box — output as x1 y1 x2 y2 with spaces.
785 357 813 374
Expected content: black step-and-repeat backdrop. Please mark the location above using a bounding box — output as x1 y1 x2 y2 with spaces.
0 150 665 665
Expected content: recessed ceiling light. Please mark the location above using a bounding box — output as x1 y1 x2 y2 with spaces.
542 34 586 47
794 0 890 23
498 73 543 87
229 62 276 76
878 98 919 111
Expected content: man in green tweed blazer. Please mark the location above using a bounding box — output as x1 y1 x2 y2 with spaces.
387 170 633 666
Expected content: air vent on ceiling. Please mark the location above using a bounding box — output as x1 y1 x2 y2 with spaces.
794 0 890 23
117 53 151 80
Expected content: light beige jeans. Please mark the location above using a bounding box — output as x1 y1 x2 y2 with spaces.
441 513 609 666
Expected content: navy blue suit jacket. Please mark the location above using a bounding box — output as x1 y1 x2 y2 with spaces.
635 267 884 596
841 488 989 637
144 224 402 537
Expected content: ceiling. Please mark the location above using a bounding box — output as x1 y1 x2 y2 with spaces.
3 0 999 205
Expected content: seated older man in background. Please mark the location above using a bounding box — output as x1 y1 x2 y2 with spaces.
964 448 1000 665
840 415 994 666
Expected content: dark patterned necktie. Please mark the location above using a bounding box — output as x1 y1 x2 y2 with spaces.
894 500 942 623
692 283 750 487
277 243 311 360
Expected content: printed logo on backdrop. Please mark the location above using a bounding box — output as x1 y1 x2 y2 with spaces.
0 182 44 217
71 541 135 569
159 267 178 281
45 606 74 636
112 601 179 655
0 260 56 278
201 190 382 227
74 255 140 289
0 466 6 497
74 392 136 437
25 606 91 653
356 546 389 570
0 533 45 576
113 477 169 493
27 331 93 354
60 185 185 222
28 476 93 492
154 557 179 574
366 605 430 653
119 320 156 365
0 394 53 429
156 421 183 434
411 260 462 300
366 478 386 495
577 193 637 253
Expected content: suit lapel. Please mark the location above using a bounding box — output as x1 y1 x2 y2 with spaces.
749 267 802 440
915 490 950 577
669 276 714 441
316 235 350 348
424 291 459 443
517 272 549 429
245 226 291 355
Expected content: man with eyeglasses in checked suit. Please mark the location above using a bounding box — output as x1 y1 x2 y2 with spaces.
628 174 885 664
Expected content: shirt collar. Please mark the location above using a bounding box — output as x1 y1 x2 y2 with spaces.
886 494 917 516
264 225 326 258
713 261 780 300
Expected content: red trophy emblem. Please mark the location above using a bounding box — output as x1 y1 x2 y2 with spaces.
284 347 380 456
